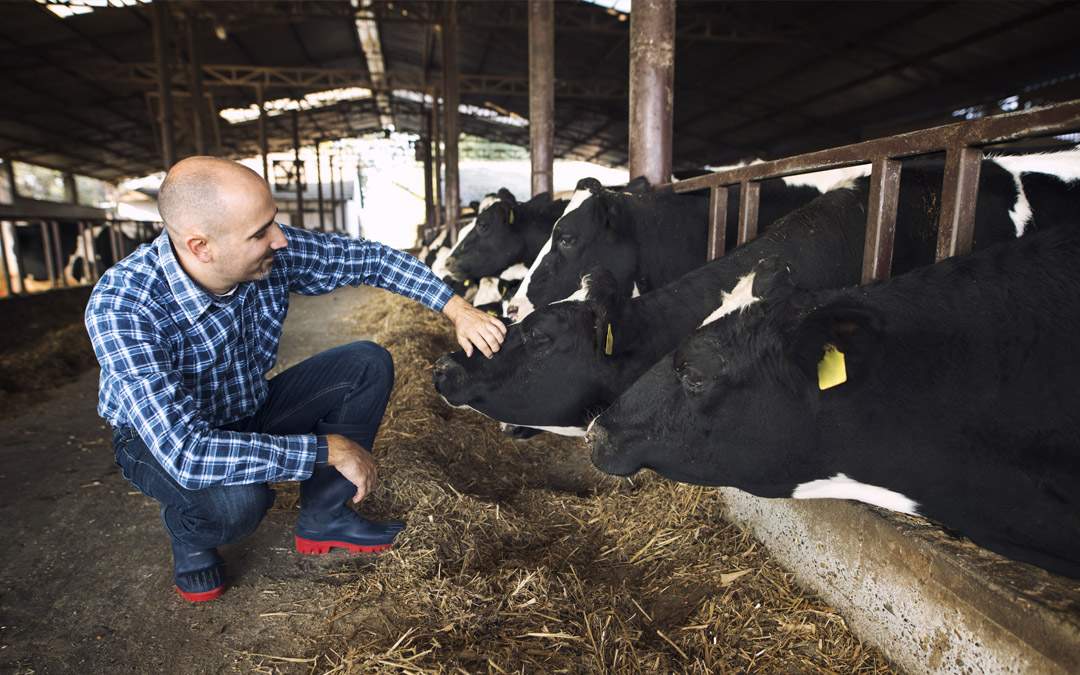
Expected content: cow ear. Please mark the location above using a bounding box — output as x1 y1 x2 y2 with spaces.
497 188 516 204
584 267 626 355
622 175 652 193
786 301 883 392
576 177 604 193
750 256 797 306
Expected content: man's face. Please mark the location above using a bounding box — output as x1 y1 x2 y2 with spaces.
214 183 288 287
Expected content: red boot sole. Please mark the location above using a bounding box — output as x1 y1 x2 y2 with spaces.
176 583 227 602
295 536 394 554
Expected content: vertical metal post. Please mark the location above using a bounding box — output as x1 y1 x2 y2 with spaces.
737 180 761 246
529 0 555 198
84 222 101 281
707 185 729 260
315 140 326 232
292 108 304 229
432 93 443 229
186 9 208 156
339 158 347 232
628 0 674 186
936 146 983 261
441 0 460 240
152 0 177 170
257 85 269 180
40 221 57 288
422 116 435 237
862 157 902 283
329 155 339 233
0 220 12 297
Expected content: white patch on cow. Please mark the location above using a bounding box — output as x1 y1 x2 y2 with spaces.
791 472 920 515
431 228 448 250
700 271 759 327
478 193 501 212
990 149 1080 236
499 263 529 281
561 188 594 218
430 246 452 279
444 401 586 436
471 277 503 306
781 165 871 193
631 282 641 298
447 221 476 257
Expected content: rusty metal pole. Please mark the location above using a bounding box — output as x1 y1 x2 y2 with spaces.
338 156 347 233
329 154 339 233
529 0 555 198
152 1 177 169
432 92 443 229
628 0 674 186
422 111 435 239
292 108 304 229
441 1 461 241
315 140 326 232
186 10 207 156
257 85 269 180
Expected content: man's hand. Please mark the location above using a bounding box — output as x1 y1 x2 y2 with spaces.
442 294 507 358
324 434 377 503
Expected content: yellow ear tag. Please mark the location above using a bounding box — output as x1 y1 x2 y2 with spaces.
817 343 847 390
463 279 470 286
508 210 514 224
604 324 614 355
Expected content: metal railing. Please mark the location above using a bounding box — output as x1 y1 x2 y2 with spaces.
671 99 1080 283
0 219 162 298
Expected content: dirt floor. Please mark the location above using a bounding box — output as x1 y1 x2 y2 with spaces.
0 284 901 674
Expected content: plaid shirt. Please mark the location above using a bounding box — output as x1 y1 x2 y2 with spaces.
85 225 453 490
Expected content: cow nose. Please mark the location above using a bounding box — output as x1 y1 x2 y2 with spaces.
433 355 452 375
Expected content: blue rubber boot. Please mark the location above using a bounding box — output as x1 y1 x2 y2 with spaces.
162 506 227 602
295 422 405 555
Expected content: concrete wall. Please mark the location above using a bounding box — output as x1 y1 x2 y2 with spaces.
718 489 1080 674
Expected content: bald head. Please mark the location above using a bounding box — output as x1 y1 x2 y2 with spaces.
158 156 270 240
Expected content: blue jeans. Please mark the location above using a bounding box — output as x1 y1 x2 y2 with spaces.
112 341 395 550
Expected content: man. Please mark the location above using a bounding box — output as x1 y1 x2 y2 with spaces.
85 156 506 602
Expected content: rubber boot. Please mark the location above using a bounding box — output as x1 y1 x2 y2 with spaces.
162 506 227 602
295 422 405 554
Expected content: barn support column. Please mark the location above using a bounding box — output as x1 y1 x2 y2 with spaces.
186 10 208 156
257 85 269 180
628 0 674 186
152 0 177 170
315 140 326 232
329 155 339 233
422 107 435 239
528 0 555 198
441 0 461 241
337 157 347 233
292 108 304 229
432 93 443 230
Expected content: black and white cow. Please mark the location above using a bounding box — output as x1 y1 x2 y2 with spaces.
434 152 1080 436
445 189 569 281
587 223 1080 579
506 176 826 318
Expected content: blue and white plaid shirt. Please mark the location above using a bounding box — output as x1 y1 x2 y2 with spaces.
85 225 453 490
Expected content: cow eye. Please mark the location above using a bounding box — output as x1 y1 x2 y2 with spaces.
677 364 710 393
529 328 551 344
557 234 576 248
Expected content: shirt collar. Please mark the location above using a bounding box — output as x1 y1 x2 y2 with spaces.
157 232 246 324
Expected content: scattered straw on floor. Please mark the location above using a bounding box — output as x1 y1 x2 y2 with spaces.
254 289 900 674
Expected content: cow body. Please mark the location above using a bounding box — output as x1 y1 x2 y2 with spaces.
588 224 1080 578
433 153 1080 435
508 178 824 318
445 189 568 280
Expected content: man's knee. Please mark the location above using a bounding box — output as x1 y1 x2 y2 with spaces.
167 484 275 546
342 341 394 390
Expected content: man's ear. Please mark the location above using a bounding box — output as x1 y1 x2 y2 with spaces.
785 301 883 391
184 232 213 263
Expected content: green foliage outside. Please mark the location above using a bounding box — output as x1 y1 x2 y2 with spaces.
458 134 529 161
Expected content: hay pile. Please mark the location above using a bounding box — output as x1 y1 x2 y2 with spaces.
259 290 899 674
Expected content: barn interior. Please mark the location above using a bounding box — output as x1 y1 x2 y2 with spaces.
1 1 1079 673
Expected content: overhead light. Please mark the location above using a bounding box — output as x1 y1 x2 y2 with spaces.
214 22 227 41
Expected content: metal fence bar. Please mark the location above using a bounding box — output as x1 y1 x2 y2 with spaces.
737 180 761 246
39 221 56 288
936 146 984 262
0 220 11 297
707 185 728 260
862 157 903 283
11 222 27 294
50 220 66 288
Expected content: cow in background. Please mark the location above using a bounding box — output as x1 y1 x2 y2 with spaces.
588 224 1080 579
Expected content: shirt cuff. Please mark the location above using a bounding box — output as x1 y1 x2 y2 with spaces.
314 435 329 468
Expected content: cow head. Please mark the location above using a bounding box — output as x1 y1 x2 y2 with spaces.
447 188 542 280
588 261 884 493
433 268 634 435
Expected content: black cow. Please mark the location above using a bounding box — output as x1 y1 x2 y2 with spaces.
507 177 823 318
433 153 1080 435
587 224 1080 579
445 188 569 281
